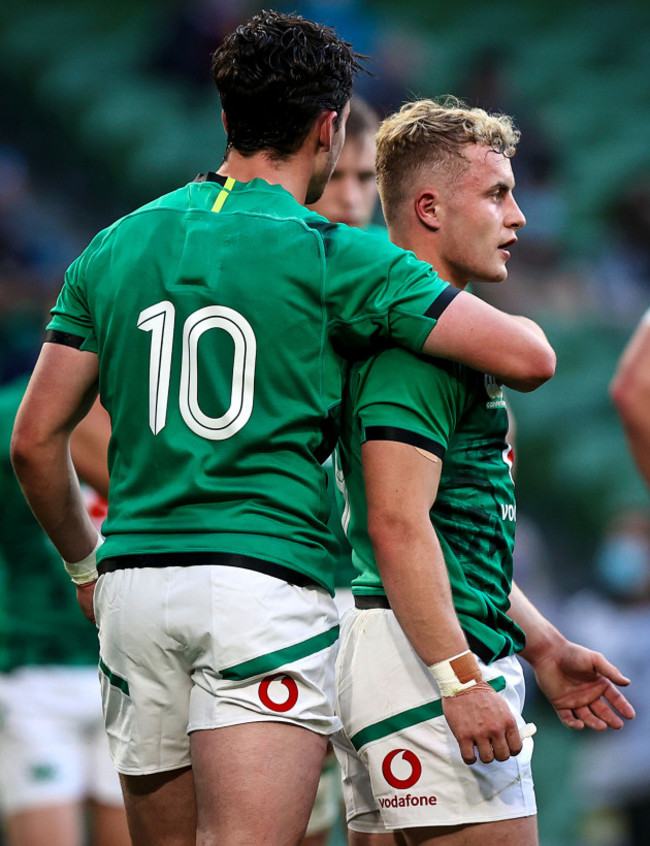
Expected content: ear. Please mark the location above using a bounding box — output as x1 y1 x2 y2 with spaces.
315 110 339 152
415 190 440 231
221 111 228 133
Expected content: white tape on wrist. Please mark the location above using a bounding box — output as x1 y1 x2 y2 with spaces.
63 534 103 585
428 649 483 697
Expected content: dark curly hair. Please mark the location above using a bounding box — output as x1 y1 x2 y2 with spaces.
211 10 366 158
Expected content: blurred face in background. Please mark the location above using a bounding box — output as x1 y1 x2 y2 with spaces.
310 130 378 228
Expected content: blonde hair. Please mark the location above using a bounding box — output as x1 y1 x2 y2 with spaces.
376 96 520 226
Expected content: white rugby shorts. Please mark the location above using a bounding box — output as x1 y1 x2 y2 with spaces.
94 564 341 775
332 607 537 832
0 666 123 813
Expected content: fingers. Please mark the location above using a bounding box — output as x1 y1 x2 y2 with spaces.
491 721 523 762
456 715 525 765
556 707 585 730
590 651 631 687
458 738 478 765
573 704 609 732
557 688 636 732
463 721 525 765
444 685 534 765
603 684 636 721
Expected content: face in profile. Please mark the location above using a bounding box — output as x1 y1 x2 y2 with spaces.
433 144 526 288
310 131 378 228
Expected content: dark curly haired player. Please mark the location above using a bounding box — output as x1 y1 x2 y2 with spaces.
12 12 554 846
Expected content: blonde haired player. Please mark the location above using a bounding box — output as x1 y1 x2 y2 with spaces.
333 98 635 846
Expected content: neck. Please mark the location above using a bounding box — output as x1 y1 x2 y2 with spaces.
389 225 465 291
218 148 313 204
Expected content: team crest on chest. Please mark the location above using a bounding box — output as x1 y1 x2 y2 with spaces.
484 374 506 409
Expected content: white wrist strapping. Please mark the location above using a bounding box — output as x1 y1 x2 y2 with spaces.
428 649 482 697
63 533 103 585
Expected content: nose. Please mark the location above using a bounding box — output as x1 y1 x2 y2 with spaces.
341 176 362 208
508 196 526 230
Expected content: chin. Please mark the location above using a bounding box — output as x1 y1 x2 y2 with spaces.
489 266 509 283
475 271 507 285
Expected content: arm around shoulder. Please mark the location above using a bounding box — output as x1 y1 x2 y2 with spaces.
422 290 556 392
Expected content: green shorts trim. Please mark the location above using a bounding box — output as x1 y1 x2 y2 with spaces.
220 624 340 681
350 674 506 751
99 657 130 697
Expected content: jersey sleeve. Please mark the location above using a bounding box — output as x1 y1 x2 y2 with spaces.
319 222 459 355
46 237 102 353
353 348 467 456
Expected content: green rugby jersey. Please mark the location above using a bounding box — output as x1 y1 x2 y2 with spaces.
46 175 456 595
0 377 100 671
338 347 525 661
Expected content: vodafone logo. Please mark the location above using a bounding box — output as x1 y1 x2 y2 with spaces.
382 749 422 789
259 674 299 713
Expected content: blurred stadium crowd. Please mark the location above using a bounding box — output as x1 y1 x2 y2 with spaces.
1 1 649 844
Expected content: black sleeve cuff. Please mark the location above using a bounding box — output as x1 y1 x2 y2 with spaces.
44 329 85 349
425 285 460 320
363 425 446 459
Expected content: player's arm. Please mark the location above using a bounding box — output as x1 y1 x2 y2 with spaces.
422 290 556 392
362 439 522 764
70 396 111 498
610 309 650 488
508 581 635 730
11 342 103 621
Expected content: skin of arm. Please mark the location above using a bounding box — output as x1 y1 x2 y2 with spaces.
11 343 103 621
610 312 650 488
362 439 522 764
70 396 111 499
422 290 556 393
508 581 635 730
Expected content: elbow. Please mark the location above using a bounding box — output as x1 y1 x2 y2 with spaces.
10 420 47 482
532 345 557 387
503 345 557 393
10 427 32 482
367 506 421 560
513 344 557 392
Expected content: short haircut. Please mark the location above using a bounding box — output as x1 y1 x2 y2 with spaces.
376 97 520 226
211 9 366 158
345 96 380 143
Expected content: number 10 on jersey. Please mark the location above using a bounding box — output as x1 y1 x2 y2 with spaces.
137 301 257 440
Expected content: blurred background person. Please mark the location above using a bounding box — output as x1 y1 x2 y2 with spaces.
302 94 381 846
0 383 127 846
564 510 650 846
610 309 650 490
310 95 381 232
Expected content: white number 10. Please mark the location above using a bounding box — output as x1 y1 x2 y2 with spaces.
137 301 257 440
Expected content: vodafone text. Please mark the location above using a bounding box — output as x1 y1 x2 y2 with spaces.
501 503 516 521
378 794 437 808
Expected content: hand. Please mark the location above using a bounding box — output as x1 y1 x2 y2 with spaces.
76 580 97 625
442 682 523 765
531 641 636 730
